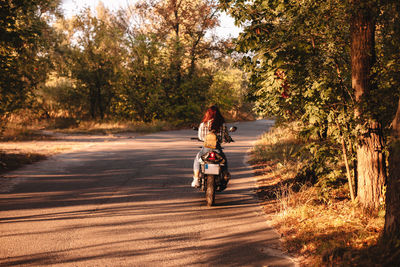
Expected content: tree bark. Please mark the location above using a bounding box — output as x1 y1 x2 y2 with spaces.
351 1 385 210
355 123 386 210
383 140 400 258
382 98 400 262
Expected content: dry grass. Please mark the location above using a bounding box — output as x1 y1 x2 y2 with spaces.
0 124 53 141
250 123 385 266
0 118 176 141
54 120 174 135
0 152 47 174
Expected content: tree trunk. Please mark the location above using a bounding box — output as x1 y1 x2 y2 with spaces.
351 1 385 210
89 86 96 119
173 2 182 90
188 35 202 78
356 123 386 210
342 135 355 201
382 140 400 260
337 121 356 201
382 98 400 262
392 98 400 137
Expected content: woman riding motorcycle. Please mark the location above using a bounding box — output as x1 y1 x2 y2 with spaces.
192 105 232 188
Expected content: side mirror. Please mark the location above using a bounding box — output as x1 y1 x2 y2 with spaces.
193 126 199 131
229 126 237 132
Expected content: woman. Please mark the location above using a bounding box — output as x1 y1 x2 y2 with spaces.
192 105 232 187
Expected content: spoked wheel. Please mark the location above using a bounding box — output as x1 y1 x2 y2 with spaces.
205 175 215 207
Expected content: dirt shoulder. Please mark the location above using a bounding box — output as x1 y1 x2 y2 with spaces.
0 131 138 175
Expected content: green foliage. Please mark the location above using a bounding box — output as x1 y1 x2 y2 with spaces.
36 76 85 117
63 6 125 120
32 1 252 125
0 0 252 132
0 0 61 121
297 141 347 203
208 65 248 114
221 0 400 194
224 0 352 124
373 1 400 128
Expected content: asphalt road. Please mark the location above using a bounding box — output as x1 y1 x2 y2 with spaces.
0 120 297 267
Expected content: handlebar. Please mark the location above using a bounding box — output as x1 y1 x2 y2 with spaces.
190 137 234 143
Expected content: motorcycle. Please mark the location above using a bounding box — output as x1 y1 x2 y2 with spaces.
192 126 237 206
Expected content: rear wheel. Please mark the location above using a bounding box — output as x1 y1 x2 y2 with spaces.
205 175 215 207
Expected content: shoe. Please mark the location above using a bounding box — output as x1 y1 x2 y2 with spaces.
217 184 226 192
191 176 200 188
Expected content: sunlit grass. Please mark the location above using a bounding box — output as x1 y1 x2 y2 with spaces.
54 120 175 135
1 117 177 141
251 123 384 266
0 124 52 141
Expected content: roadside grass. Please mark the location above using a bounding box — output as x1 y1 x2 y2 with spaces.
250 123 384 266
0 152 47 174
1 118 176 141
0 124 54 141
51 120 175 135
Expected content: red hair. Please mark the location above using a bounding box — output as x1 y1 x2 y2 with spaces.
202 105 225 132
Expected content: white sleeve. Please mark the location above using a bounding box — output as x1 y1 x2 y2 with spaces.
198 122 207 141
198 122 204 141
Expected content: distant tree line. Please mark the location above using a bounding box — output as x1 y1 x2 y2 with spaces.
0 0 251 127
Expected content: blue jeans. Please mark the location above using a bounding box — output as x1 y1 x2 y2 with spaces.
193 147 213 172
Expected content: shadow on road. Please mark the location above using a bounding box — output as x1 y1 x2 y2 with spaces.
0 121 295 266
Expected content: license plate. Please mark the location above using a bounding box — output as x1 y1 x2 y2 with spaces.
204 164 220 175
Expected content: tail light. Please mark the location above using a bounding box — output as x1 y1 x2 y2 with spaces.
208 152 216 160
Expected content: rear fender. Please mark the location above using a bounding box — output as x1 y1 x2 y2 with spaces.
200 151 225 164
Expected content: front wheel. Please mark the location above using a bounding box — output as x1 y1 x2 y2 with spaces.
205 175 215 207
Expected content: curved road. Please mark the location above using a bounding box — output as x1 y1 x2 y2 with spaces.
0 120 296 266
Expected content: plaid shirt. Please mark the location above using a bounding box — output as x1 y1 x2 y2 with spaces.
198 120 232 144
